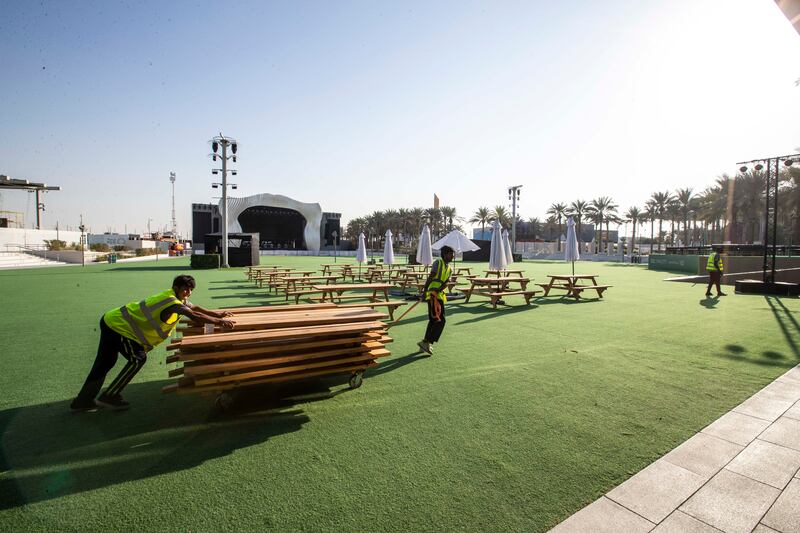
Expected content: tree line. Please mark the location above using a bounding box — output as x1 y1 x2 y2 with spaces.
344 164 800 253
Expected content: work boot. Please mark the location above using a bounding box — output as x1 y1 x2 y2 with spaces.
417 340 433 355
705 292 712 296
96 392 131 411
717 292 727 296
70 397 99 412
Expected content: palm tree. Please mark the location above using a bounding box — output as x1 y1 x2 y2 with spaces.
568 200 589 246
644 200 657 252
650 191 673 252
546 202 568 251
528 217 541 239
590 196 618 252
675 188 693 246
425 207 442 240
469 206 491 239
440 206 457 232
490 205 510 227
625 206 642 256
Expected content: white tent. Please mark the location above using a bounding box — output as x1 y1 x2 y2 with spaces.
416 224 433 266
565 217 580 275
489 220 509 271
502 228 514 268
383 229 395 265
432 230 480 254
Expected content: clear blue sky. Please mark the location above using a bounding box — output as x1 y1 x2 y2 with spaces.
2 0 799 236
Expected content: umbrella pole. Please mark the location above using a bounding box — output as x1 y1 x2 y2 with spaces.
572 260 575 275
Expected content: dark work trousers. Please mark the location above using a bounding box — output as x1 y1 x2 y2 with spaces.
75 316 148 401
424 296 446 344
706 270 722 295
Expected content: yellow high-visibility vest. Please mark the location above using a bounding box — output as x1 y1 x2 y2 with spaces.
706 253 723 272
425 258 452 302
103 289 183 351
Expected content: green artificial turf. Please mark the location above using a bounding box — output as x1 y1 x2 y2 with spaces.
0 257 797 531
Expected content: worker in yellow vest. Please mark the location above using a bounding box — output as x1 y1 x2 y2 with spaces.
705 247 727 297
71 274 234 411
417 246 454 355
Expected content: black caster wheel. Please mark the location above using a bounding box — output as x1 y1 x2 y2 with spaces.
215 391 234 412
349 372 364 389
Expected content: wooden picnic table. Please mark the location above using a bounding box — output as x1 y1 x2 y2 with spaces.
462 276 538 308
254 268 298 287
454 267 472 276
320 264 355 276
280 275 340 299
309 283 394 304
484 269 525 278
538 274 612 300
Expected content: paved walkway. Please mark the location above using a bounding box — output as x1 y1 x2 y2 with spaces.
552 365 800 533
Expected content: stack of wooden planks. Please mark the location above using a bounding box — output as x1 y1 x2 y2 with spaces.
162 305 392 395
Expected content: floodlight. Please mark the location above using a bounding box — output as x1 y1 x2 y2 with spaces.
755 164 764 171
212 141 218 153
785 159 795 167
231 143 237 154
739 166 748 173
212 184 218 189
212 169 218 175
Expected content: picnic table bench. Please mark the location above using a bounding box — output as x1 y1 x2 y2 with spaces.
537 274 612 300
484 269 525 278
279 275 340 299
291 283 394 304
462 276 538 309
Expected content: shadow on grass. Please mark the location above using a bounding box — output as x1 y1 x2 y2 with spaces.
765 295 800 359
366 352 429 377
716 343 795 369
0 378 367 509
699 297 719 309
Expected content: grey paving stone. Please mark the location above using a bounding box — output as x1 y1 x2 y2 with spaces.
760 380 800 403
680 469 780 533
762 478 800 533
607 459 705 524
784 401 800 421
652 510 722 532
777 366 800 385
760 416 800 452
550 496 655 533
726 438 800 489
663 432 743 479
753 524 781 533
733 395 794 421
702 411 771 446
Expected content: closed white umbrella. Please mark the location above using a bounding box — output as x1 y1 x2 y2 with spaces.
489 220 508 271
383 229 395 265
502 228 514 268
356 232 367 280
416 224 433 266
564 217 580 275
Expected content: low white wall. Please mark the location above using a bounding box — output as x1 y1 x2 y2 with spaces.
0 227 83 249
28 249 103 264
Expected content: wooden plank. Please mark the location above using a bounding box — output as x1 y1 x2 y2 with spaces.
173 361 376 395
172 334 374 362
180 308 387 334
193 350 388 386
183 342 385 377
217 303 337 313
169 321 387 351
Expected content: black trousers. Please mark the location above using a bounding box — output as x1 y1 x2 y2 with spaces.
75 316 148 401
424 297 446 344
706 271 722 295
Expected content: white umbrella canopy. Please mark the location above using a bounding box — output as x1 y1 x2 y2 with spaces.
432 230 480 253
564 217 580 274
356 233 367 263
416 224 433 266
383 229 395 265
489 220 509 271
502 228 514 267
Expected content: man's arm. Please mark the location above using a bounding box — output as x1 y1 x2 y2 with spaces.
162 304 234 330
187 303 233 319
421 261 441 299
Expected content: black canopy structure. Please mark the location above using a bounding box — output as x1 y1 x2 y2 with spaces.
0 175 61 229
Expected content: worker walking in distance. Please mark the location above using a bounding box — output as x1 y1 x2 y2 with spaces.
71 275 235 411
705 246 727 297
418 245 455 355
